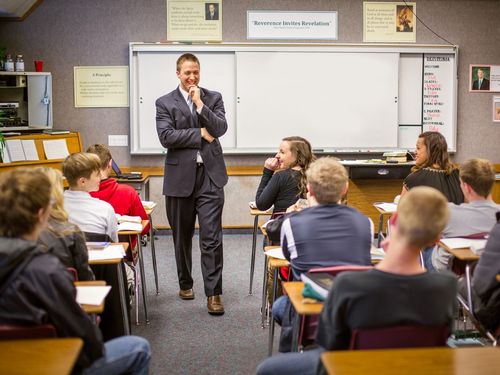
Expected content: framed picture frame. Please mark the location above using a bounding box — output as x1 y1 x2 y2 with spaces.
470 64 500 92
493 97 500 123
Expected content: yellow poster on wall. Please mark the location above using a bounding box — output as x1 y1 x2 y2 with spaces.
74 66 129 108
166 0 222 41
363 2 416 43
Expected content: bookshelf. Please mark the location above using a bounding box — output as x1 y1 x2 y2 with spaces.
0 132 82 173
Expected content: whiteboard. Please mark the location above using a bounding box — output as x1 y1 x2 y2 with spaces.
129 43 457 154
236 51 398 149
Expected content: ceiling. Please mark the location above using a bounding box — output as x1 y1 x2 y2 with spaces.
0 0 42 21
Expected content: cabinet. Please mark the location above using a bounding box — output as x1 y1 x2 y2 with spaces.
0 132 82 173
0 72 53 130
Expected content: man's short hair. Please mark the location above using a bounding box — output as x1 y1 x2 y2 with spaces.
176 53 200 72
0 168 51 238
397 186 449 249
459 158 495 198
305 157 348 204
87 144 112 170
62 152 101 187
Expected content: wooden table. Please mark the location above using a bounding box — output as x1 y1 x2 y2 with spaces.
439 241 480 311
321 347 500 375
283 281 324 352
119 220 150 325
249 208 272 295
89 242 130 335
0 338 83 375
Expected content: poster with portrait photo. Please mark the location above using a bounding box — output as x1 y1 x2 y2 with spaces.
470 64 500 92
396 5 414 32
493 97 500 123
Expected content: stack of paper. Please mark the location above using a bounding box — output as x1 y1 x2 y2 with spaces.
2 139 39 162
264 247 285 260
141 201 157 210
116 214 141 224
118 221 143 232
43 139 70 159
88 244 126 261
370 246 386 261
374 202 398 213
76 286 111 306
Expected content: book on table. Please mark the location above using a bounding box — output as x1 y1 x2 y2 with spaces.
115 214 142 224
301 272 335 301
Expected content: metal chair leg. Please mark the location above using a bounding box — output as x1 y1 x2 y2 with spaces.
249 215 259 295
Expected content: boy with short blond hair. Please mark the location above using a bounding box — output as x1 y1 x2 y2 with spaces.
62 152 118 242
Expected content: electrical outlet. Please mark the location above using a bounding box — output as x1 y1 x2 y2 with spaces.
108 135 128 147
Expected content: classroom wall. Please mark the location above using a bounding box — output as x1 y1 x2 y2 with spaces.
1 0 499 227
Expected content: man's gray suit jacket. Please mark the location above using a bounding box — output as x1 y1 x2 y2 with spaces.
156 87 228 197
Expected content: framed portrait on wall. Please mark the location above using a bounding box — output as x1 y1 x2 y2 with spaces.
470 64 500 92
493 97 500 123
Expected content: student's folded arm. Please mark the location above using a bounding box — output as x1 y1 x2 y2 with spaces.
45 268 104 363
72 230 95 281
156 101 202 149
255 169 278 211
315 279 352 351
198 93 228 138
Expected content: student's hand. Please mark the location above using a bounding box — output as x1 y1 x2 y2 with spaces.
201 127 214 143
264 157 279 171
189 85 203 109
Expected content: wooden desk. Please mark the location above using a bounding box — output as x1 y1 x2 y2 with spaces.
0 338 83 375
89 242 130 335
321 347 500 375
283 281 324 352
119 220 150 325
249 208 272 295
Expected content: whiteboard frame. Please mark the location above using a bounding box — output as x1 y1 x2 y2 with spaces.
129 42 458 154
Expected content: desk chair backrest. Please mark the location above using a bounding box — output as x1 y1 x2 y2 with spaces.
0 324 57 340
349 324 449 349
298 265 373 349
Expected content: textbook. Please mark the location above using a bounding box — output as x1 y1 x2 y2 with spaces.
118 221 143 232
43 129 70 135
115 214 142 224
301 272 335 300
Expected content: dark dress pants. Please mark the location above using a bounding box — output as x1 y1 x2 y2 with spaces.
166 164 224 297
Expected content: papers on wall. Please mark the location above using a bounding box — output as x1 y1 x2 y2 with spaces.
43 139 70 159
264 247 285 260
21 140 39 160
4 139 26 162
88 244 126 261
374 202 398 213
76 285 111 306
440 238 488 251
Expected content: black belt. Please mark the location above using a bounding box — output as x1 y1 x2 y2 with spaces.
196 162 204 167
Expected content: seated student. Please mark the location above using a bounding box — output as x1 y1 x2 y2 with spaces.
432 158 499 271
38 167 95 281
255 136 314 214
0 168 150 375
87 144 150 249
459 212 500 331
62 152 118 242
257 186 457 375
272 157 373 352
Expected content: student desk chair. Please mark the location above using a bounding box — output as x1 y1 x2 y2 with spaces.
88 243 130 335
120 220 150 325
0 338 83 375
249 208 272 295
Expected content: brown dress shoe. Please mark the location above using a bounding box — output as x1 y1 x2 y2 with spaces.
179 289 195 300
207 295 225 315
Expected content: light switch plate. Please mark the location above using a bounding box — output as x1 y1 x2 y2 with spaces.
108 135 128 147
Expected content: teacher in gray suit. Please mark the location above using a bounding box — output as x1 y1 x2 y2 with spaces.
155 53 228 315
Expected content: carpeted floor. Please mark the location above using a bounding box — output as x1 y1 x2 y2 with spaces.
133 233 277 375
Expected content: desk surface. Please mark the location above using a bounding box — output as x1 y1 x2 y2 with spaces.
321 346 500 375
88 242 128 265
250 208 273 216
439 242 480 261
283 281 323 316
0 338 83 375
